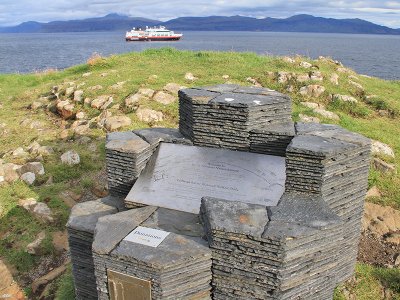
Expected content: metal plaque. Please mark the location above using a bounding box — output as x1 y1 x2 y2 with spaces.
107 270 151 300
126 143 286 214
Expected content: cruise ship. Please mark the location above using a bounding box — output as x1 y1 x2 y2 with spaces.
125 26 183 41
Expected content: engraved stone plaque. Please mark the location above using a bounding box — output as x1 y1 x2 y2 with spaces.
126 143 286 213
108 270 151 300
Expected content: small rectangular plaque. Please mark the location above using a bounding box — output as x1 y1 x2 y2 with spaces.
126 143 286 214
123 226 170 248
107 270 151 300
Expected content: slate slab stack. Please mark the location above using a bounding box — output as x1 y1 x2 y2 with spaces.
179 84 292 151
249 121 295 156
106 129 192 199
93 207 212 300
66 197 123 300
200 195 343 300
285 123 371 282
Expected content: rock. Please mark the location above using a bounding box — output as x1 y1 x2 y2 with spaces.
65 86 75 98
12 147 28 157
82 72 92 77
92 110 113 129
31 260 69 293
366 186 381 198
148 74 158 81
136 107 164 123
395 254 400 267
104 116 132 131
310 71 323 81
163 83 185 94
100 97 113 110
31 101 45 110
110 81 126 89
277 72 291 84
91 95 112 110
59 191 81 208
125 93 144 109
88 85 103 91
84 98 92 106
61 150 80 165
0 259 25 300
337 67 352 74
37 146 54 156
56 100 75 119
153 91 176 105
76 111 86 120
282 56 295 64
286 85 294 93
363 202 400 245
295 74 310 83
73 90 84 102
27 141 41 154
298 114 320 123
74 124 90 135
52 231 69 253
33 202 53 223
349 80 364 91
185 72 198 81
299 61 312 68
91 182 109 198
18 198 37 210
26 231 46 255
371 140 395 158
299 85 326 98
314 108 340 120
373 158 396 173
330 73 339 85
18 162 45 176
2 163 21 183
71 120 87 129
222 75 230 80
300 102 322 109
138 88 155 98
0 176 4 185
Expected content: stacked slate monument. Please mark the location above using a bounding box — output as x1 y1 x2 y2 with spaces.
67 83 371 300
92 207 212 299
67 196 125 300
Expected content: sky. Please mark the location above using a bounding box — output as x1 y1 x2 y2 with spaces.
0 0 400 28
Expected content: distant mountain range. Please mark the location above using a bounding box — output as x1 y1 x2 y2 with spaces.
1 13 399 35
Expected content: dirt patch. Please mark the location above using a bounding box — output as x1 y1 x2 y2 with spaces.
358 231 400 267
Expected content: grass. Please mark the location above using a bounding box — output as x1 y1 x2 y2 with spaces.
0 48 399 298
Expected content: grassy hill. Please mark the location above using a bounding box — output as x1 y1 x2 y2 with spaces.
0 48 399 299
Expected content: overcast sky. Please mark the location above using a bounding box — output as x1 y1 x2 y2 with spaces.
1 0 400 28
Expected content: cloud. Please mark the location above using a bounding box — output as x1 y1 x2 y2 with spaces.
0 0 399 28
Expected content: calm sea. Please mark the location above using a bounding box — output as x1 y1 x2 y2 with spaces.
0 31 399 80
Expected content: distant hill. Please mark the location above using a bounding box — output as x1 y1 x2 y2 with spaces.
1 13 399 35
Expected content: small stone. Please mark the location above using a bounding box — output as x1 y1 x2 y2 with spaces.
104 116 132 131
330 73 339 85
82 72 92 77
26 231 46 255
299 114 320 123
21 172 35 185
2 163 21 183
65 87 75 98
61 150 80 165
0 259 25 300
27 141 41 153
88 85 103 91
163 83 185 94
296 74 310 83
12 147 28 157
110 81 126 89
222 75 230 79
282 56 295 64
314 108 340 120
100 72 108 77
37 146 54 156
153 91 176 105
372 140 395 158
56 100 75 119
138 88 155 98
185 72 198 81
33 202 54 223
52 231 69 253
100 97 113 110
300 61 312 68
300 102 322 109
74 124 90 135
366 186 381 198
91 95 111 110
373 158 396 173
136 107 164 123
246 77 262 87
148 74 158 80
299 85 326 98
76 111 86 120
73 90 84 102
18 162 45 176
395 254 400 267
277 72 291 84
31 101 45 110
84 98 92 106
125 93 145 109
310 71 323 81
332 94 358 103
